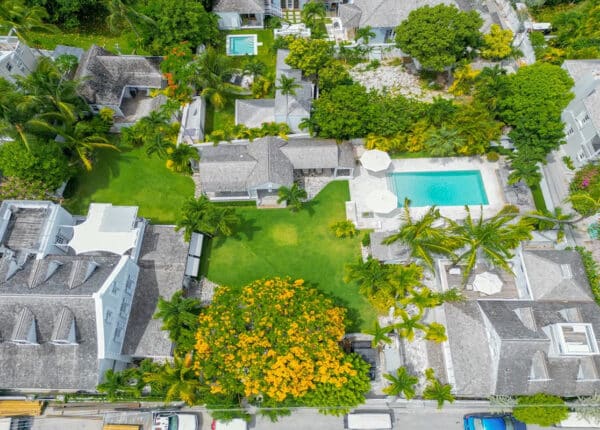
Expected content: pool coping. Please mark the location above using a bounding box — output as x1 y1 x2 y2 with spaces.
225 34 258 56
347 156 506 232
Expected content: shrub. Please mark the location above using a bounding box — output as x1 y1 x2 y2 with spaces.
513 393 569 427
486 151 500 162
0 141 72 190
568 163 600 215
575 246 600 306
362 232 371 246
562 155 575 170
330 220 357 238
0 177 54 201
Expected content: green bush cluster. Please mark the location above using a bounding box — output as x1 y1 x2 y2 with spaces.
575 246 600 306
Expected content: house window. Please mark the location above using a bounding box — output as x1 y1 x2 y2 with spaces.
578 150 586 162
119 299 130 319
105 310 113 324
111 283 119 295
6 63 12 72
125 277 134 295
113 321 125 342
566 127 574 136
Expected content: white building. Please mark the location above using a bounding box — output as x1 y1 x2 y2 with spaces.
0 35 37 82
0 201 189 391
561 60 600 167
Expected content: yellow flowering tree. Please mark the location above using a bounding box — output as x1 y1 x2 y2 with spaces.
194 277 371 415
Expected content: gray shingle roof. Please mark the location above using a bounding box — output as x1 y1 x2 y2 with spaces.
122 225 187 358
0 296 99 390
446 300 600 397
339 0 458 28
198 137 354 194
213 0 264 13
369 232 411 263
275 50 312 117
562 60 600 82
235 99 275 129
75 45 163 106
523 250 594 302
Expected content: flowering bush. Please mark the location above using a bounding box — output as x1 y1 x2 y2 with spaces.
194 277 370 414
569 164 600 215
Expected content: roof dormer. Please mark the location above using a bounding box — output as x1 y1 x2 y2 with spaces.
11 307 38 345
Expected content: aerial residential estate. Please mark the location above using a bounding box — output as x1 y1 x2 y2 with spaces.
0 0 600 429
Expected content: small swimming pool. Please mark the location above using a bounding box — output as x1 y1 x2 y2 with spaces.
226 34 258 56
389 170 489 207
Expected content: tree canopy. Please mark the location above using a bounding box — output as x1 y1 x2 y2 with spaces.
194 278 371 414
513 393 569 426
395 4 483 71
285 37 334 79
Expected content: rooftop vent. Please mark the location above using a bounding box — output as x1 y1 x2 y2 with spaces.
559 307 582 323
83 261 99 283
43 260 63 283
514 307 537 332
529 351 550 381
578 357 599 381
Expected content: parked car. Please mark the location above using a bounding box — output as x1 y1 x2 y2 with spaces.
463 413 526 430
153 412 199 430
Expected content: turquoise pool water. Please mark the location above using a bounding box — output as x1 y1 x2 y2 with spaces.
227 35 256 56
389 170 489 207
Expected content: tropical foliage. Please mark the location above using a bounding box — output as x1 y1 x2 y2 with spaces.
383 367 419 399
193 278 371 413
569 163 600 216
395 4 483 71
480 24 515 60
206 122 290 144
330 220 358 238
513 393 569 426
175 195 241 240
277 183 307 212
423 369 455 409
154 291 201 352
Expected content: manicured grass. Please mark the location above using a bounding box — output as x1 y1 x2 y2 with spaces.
30 28 142 55
205 98 237 135
64 145 194 223
530 183 548 212
201 181 376 331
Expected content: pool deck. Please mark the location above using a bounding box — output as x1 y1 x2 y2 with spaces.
347 157 506 232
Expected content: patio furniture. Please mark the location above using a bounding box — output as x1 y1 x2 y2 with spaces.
360 149 392 172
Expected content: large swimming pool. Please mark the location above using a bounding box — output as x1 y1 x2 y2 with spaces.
389 170 489 207
226 34 258 56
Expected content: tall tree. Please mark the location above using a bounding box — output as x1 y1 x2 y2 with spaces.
175 195 240 240
344 257 392 298
153 291 202 345
423 377 455 409
194 47 241 111
97 369 140 401
0 0 57 44
285 37 334 82
276 74 301 126
424 126 465 157
395 4 483 72
354 26 376 45
447 206 534 280
166 143 199 174
366 321 393 350
383 201 457 270
242 57 267 80
143 355 204 404
383 367 419 399
301 0 326 37
393 310 426 341
481 24 514 60
106 0 156 47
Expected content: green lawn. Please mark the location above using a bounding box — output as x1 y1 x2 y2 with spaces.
64 146 194 223
201 181 376 331
30 28 141 55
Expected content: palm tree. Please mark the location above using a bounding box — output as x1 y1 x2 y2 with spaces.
28 115 118 170
447 206 534 281
242 57 267 80
106 0 156 48
367 321 393 350
298 116 318 136
424 127 465 157
145 135 174 159
143 356 203 405
383 201 458 270
383 367 419 399
401 286 440 316
525 206 573 241
426 97 458 127
0 0 57 45
153 291 201 343
175 195 240 239
97 369 140 401
194 47 241 111
423 378 455 409
344 257 391 298
393 310 426 342
301 1 326 33
276 75 302 126
508 150 544 186
424 322 447 343
354 26 376 45
167 143 200 174
474 65 509 114
277 182 307 212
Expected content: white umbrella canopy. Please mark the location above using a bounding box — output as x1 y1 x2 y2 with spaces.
360 149 392 172
365 189 398 213
473 271 503 295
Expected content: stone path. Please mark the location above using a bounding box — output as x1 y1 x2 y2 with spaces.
349 63 448 102
191 172 202 198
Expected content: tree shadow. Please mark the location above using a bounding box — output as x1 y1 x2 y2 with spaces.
302 198 320 217
211 214 262 249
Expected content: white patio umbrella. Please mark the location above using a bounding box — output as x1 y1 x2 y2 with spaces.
473 271 503 295
360 149 392 172
365 189 398 213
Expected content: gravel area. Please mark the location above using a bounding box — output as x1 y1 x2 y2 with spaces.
350 63 448 102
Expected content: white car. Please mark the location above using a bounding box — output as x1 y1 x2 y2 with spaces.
153 412 199 430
